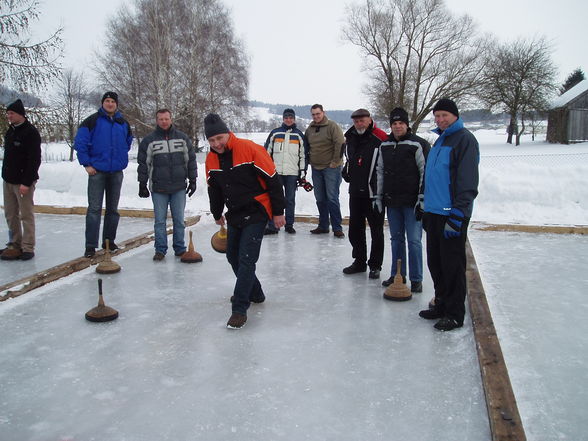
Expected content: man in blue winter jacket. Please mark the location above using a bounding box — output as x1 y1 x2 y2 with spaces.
418 98 479 331
74 92 133 258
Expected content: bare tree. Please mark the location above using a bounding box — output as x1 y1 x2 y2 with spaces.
342 0 489 130
0 0 63 91
95 0 249 146
52 69 89 160
481 37 557 145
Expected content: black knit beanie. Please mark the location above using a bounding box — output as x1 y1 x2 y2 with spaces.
432 98 459 118
6 99 26 117
204 113 230 138
101 91 119 105
389 107 409 125
283 108 295 118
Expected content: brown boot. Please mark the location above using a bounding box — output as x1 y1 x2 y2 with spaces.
0 245 22 260
226 313 247 329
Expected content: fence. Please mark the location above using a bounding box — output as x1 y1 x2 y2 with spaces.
480 152 588 168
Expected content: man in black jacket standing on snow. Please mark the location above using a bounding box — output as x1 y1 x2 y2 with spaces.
1 99 41 261
137 109 197 261
342 108 388 279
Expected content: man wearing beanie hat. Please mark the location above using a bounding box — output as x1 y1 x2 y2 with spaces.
1 99 41 260
418 98 479 331
341 108 387 279
375 107 430 294
74 91 133 258
263 108 308 234
204 113 286 329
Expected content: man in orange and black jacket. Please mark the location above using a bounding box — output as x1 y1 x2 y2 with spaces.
204 113 285 329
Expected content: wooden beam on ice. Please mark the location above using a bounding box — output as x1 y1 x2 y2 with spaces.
0 216 200 302
467 239 527 441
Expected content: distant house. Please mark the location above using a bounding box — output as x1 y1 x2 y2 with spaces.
547 80 588 144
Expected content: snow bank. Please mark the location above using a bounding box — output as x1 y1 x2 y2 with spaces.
24 130 588 227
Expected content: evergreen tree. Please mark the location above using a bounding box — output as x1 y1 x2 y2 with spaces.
560 68 585 95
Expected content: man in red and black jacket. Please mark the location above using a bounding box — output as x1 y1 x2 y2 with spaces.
204 113 285 329
341 108 388 279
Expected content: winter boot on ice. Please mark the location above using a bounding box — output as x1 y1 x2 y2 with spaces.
343 261 367 274
434 317 463 331
227 313 247 329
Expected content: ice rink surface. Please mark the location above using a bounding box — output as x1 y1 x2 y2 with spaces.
0 212 154 285
0 217 489 441
469 228 588 441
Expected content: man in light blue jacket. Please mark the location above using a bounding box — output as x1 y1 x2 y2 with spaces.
74 92 133 258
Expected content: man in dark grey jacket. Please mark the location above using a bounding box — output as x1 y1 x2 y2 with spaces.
137 109 197 260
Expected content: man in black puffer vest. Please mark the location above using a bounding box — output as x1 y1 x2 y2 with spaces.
1 99 41 261
137 109 197 261
376 107 430 293
342 108 388 279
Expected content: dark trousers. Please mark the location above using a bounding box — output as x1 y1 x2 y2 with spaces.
423 212 469 324
226 221 266 315
267 174 297 230
348 197 385 270
85 171 123 248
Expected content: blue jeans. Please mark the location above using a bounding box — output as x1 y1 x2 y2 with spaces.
226 221 266 315
267 174 298 230
311 166 342 232
85 171 123 248
152 190 186 255
386 206 423 282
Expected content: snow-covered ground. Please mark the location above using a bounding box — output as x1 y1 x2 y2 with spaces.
30 128 588 227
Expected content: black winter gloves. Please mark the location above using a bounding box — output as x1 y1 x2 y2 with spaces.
139 183 150 198
187 180 197 197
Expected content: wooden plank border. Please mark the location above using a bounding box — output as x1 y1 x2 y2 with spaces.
466 239 527 441
31 205 156 218
0 215 200 302
472 222 587 235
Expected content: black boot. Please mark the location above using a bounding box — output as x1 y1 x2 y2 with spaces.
343 261 367 274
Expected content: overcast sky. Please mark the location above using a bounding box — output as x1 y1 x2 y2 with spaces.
39 0 588 111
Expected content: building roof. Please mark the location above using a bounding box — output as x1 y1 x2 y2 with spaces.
550 79 588 109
